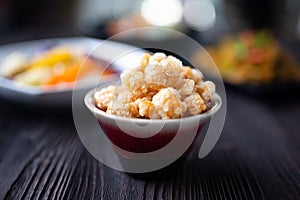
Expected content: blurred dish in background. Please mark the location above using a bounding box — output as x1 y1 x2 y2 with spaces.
0 44 116 89
0 37 144 106
193 30 300 93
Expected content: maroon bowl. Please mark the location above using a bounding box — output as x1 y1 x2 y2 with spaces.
84 89 222 159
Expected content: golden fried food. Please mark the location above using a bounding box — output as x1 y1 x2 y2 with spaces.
94 52 216 119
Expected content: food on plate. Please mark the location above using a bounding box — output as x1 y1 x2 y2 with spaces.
193 30 300 85
94 52 216 119
0 45 116 87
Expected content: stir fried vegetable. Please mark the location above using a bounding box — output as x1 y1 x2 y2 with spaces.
194 30 300 85
0 45 116 87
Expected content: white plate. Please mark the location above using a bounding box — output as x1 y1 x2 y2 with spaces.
0 37 144 107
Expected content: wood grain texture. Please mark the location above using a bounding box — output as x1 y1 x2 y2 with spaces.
0 90 300 200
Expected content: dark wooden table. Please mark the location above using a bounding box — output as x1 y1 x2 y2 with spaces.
0 33 300 199
0 88 300 200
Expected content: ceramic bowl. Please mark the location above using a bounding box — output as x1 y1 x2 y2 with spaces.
84 88 222 159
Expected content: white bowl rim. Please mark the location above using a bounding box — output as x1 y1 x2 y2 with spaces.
84 88 222 124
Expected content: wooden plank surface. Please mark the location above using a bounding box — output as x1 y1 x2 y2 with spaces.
0 89 299 200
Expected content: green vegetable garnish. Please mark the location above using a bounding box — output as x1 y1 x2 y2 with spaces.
234 41 248 60
254 30 270 48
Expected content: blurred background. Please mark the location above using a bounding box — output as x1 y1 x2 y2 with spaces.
0 0 300 43
1 0 300 93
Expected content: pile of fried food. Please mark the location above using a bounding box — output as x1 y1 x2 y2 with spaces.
94 52 216 119
0 45 115 87
193 30 300 85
